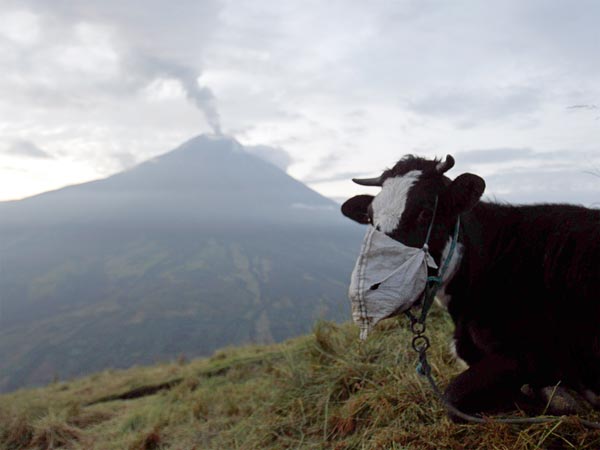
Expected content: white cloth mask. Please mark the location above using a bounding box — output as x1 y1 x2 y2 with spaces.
349 226 437 340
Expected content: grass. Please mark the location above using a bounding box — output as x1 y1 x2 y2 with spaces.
2 309 600 449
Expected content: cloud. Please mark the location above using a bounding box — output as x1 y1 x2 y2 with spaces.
1 0 600 205
0 9 40 45
566 104 600 121
301 171 364 184
567 104 598 110
112 152 137 170
3 140 52 159
450 147 600 206
454 148 569 166
290 203 335 211
244 144 293 170
3 0 223 132
314 153 343 173
454 148 535 164
408 86 543 126
484 169 600 207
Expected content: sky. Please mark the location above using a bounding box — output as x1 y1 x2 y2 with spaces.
0 0 599 206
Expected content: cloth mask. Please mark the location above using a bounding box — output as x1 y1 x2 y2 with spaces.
348 226 438 340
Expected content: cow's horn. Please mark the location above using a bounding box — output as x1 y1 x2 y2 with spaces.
352 176 383 186
436 155 455 173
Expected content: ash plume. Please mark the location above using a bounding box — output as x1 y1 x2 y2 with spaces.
173 66 222 135
136 56 223 135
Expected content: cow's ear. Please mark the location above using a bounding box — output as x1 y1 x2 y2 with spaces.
341 195 374 224
443 173 485 214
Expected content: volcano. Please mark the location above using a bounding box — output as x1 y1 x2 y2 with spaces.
0 135 362 392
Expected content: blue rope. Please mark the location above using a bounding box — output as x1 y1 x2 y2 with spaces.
418 217 461 324
438 218 461 281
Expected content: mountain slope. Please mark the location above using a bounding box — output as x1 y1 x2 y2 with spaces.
0 135 363 392
2 313 598 449
0 135 342 228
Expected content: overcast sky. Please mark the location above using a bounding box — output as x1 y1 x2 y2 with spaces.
1 0 599 205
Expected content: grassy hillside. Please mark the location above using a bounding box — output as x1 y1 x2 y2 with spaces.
2 310 600 449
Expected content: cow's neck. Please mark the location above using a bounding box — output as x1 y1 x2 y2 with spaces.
459 201 518 264
439 201 513 309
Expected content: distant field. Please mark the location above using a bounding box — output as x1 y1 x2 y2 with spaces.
2 310 600 449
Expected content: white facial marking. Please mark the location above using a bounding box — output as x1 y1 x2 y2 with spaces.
371 170 422 234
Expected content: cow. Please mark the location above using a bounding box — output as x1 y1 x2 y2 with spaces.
341 154 600 418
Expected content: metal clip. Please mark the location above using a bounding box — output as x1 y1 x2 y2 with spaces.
411 334 430 354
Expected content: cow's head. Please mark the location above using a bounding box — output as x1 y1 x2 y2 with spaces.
342 155 485 266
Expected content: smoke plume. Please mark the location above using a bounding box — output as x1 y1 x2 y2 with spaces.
173 66 222 135
133 55 223 135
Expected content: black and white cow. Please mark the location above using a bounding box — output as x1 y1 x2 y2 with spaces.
342 154 600 417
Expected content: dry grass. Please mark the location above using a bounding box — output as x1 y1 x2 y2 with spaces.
2 310 600 449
